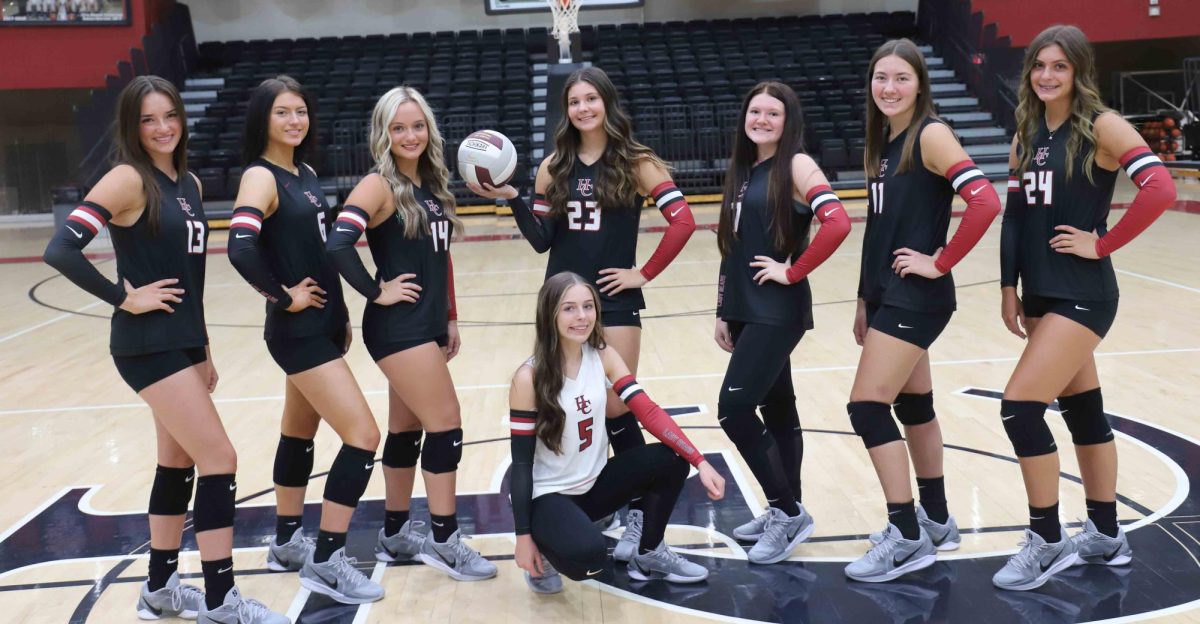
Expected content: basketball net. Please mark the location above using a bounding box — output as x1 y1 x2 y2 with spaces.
547 0 582 63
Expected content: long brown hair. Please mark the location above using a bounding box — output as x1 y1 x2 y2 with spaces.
545 66 668 214
717 81 807 258
113 75 189 235
1015 25 1108 184
863 39 938 177
532 271 607 454
242 75 317 166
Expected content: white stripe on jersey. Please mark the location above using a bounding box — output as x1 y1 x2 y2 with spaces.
337 211 368 229
809 192 838 210
510 421 535 432
70 209 104 232
230 215 262 230
655 189 684 208
1125 154 1161 177
618 383 642 402
1007 179 1021 190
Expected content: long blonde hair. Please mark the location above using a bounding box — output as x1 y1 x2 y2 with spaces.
863 39 938 178
368 86 462 239
1015 25 1109 184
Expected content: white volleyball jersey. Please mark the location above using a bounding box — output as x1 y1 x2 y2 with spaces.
531 344 611 498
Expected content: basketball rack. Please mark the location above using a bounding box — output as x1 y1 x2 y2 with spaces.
546 0 582 63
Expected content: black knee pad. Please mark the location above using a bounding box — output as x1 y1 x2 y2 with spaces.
893 392 936 426
324 444 375 508
148 465 195 516
421 428 463 474
1058 388 1113 445
717 407 767 450
1000 400 1057 457
847 401 902 449
193 474 236 532
383 430 422 468
273 435 314 488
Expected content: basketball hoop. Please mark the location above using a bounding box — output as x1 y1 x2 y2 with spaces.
546 0 582 63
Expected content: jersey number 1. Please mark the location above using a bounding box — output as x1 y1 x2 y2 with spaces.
184 220 206 254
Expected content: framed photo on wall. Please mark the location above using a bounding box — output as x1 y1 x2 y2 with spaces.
1 0 131 26
485 0 642 15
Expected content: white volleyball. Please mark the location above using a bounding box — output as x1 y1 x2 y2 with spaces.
457 129 518 187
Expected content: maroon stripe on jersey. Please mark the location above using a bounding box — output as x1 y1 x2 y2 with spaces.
336 205 370 231
510 409 536 436
67 202 110 234
230 206 264 233
532 194 550 216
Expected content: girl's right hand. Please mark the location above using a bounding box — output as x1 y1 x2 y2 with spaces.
714 318 734 353
119 278 184 314
853 298 868 346
1001 287 1027 339
285 277 326 312
373 273 423 306
515 534 544 577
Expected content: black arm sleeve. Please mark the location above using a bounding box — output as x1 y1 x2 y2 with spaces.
509 409 537 536
42 201 127 306
226 206 293 310
326 205 383 301
509 193 555 254
999 171 1025 288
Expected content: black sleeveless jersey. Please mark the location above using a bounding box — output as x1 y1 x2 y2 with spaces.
252 160 347 340
1014 119 1119 301
861 118 957 313
545 160 645 313
108 169 208 356
363 184 452 344
718 157 815 329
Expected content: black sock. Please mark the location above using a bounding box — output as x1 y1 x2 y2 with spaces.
1029 503 1062 542
430 513 458 543
275 514 302 546
1086 499 1119 538
314 530 347 563
916 476 948 524
147 548 179 592
887 500 920 540
385 510 410 537
201 557 234 610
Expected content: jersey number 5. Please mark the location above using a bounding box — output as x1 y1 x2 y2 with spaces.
566 200 601 231
577 417 594 451
1023 171 1053 206
184 220 206 254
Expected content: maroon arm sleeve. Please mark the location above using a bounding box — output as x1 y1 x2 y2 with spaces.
638 182 696 281
784 185 851 284
613 375 704 466
1095 147 1176 258
933 160 1002 274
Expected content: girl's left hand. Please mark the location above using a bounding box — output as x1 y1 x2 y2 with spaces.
892 247 945 279
444 320 461 361
597 267 647 295
1049 225 1100 259
749 255 791 285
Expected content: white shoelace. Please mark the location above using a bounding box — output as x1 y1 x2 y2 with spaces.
332 554 370 586
237 596 275 620
449 535 484 564
170 584 204 611
866 532 902 563
1009 537 1048 569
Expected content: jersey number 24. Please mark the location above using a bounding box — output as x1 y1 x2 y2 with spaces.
1023 171 1053 206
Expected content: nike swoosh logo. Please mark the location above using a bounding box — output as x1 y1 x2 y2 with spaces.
1029 515 1045 520
586 568 603 576
1002 414 1016 421
727 386 742 392
235 233 252 239
1140 172 1156 187
433 547 457 568
1074 305 1090 311
452 440 463 447
433 521 444 527
824 209 836 217
611 428 626 435
336 227 354 232
1039 548 1066 572
66 226 83 238
217 565 233 574
166 558 178 565
184 475 193 482
306 445 314 452
228 483 237 491
631 311 639 316
893 548 919 567
971 185 984 196
670 207 684 217
898 323 913 329
364 463 374 470
718 417 727 422
1102 545 1124 562
145 604 163 616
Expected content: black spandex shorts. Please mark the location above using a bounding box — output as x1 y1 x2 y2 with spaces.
1022 293 1117 338
866 303 953 350
366 334 449 362
113 347 208 393
266 326 348 375
601 308 642 329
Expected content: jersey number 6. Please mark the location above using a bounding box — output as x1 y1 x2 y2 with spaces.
566 200 601 232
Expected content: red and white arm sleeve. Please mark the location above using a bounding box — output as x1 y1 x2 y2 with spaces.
934 160 1002 274
1095 147 1176 258
784 185 851 284
639 182 696 281
613 375 704 466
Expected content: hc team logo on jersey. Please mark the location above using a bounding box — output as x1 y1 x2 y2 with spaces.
177 197 195 217
878 158 889 177
577 178 594 197
1034 147 1052 166
304 190 322 207
425 199 443 216
574 394 592 414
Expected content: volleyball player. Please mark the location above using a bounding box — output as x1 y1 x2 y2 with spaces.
843 39 1001 583
327 86 496 581
43 76 288 623
993 25 1175 591
713 82 851 564
227 76 382 603
471 66 696 559
510 271 725 592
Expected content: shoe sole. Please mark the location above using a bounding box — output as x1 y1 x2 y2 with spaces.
1073 553 1131 567
748 521 816 565
374 548 419 563
993 552 1080 591
525 575 565 594
267 559 302 572
845 553 937 583
299 576 385 604
138 607 198 620
626 565 708 584
935 538 960 552
733 531 763 542
418 553 497 581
